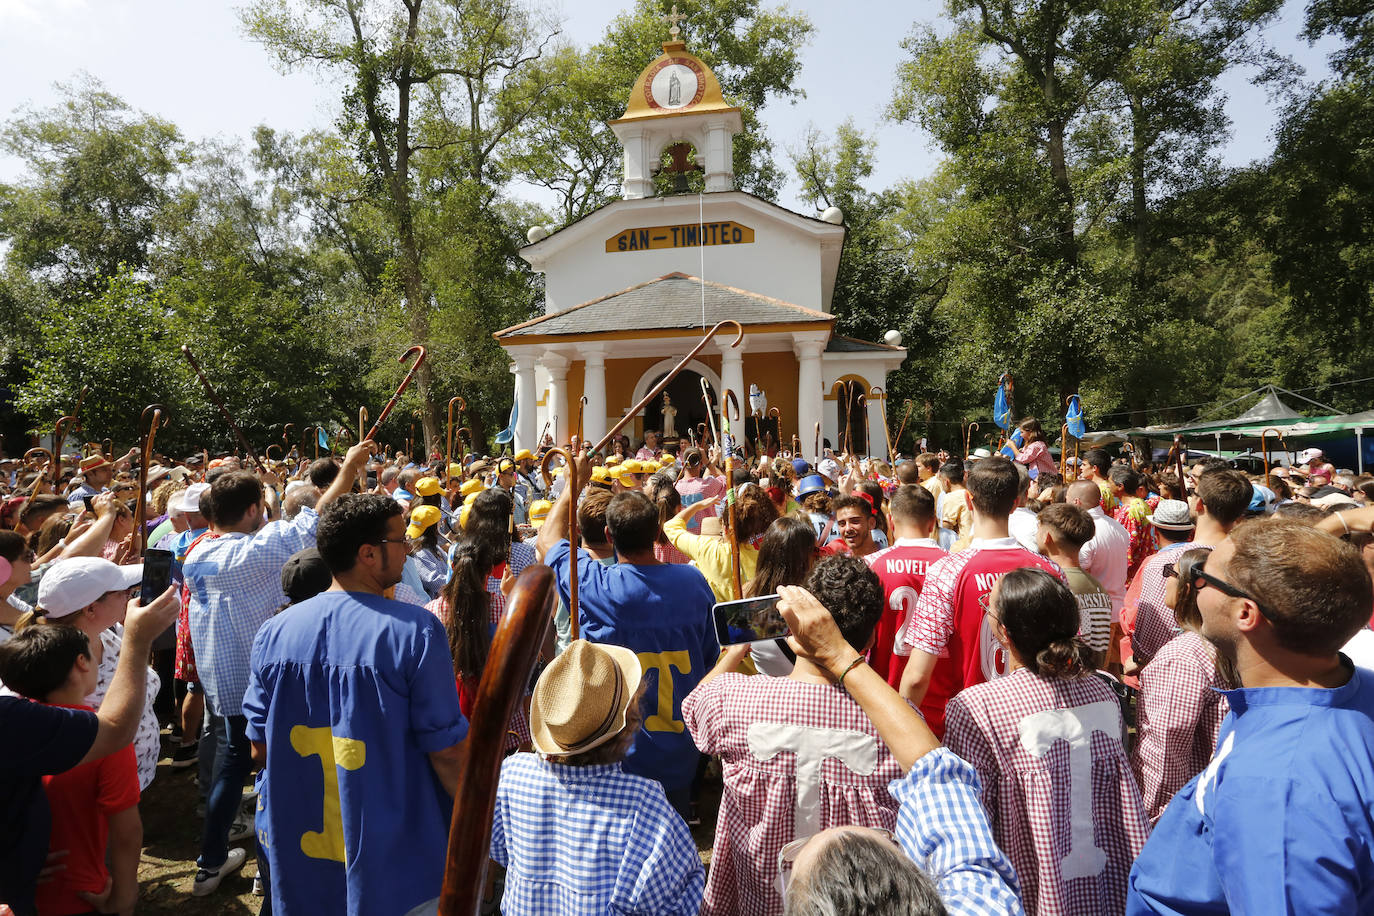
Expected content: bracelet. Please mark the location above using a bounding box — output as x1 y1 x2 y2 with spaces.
836 655 866 691
1337 511 1350 535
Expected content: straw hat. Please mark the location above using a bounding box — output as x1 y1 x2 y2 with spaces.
531 640 642 757
1146 499 1195 531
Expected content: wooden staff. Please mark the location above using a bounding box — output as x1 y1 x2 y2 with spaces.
538 448 579 637
814 422 821 459
588 321 743 457
1168 434 1187 494
1261 428 1287 489
134 405 167 557
446 397 466 480
1060 423 1070 479
767 406 782 455
894 399 915 455
53 415 76 481
365 346 426 440
181 346 267 473
576 396 588 441
791 433 801 457
437 564 555 916
101 438 113 457
696 422 710 447
964 422 979 457
699 377 720 450
265 444 281 464
722 389 743 599
23 447 54 495
829 381 849 456
856 391 868 457
72 385 90 435
870 386 894 464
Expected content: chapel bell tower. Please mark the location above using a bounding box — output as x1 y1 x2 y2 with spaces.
608 5 744 199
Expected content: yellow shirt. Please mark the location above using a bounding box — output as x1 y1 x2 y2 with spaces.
940 487 973 541
922 476 945 499
664 514 759 602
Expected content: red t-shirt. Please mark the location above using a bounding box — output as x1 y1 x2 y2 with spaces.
864 539 948 688
901 540 1062 737
36 704 139 916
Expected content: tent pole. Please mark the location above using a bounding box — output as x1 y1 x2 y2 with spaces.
1359 429 1365 475
1215 433 1221 454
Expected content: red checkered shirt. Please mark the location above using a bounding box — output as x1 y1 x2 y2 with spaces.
682 672 904 916
864 537 947 687
1125 541 1211 664
944 668 1150 916
902 538 1063 737
1131 630 1229 822
653 540 692 565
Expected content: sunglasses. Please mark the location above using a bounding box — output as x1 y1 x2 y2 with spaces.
1188 566 1274 620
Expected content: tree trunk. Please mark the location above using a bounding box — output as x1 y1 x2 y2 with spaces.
1129 96 1148 280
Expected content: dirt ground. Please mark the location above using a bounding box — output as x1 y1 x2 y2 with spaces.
134 735 722 914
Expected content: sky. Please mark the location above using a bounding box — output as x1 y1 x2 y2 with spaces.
0 0 1339 215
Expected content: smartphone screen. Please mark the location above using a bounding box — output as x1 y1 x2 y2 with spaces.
140 549 174 606
82 495 95 513
712 593 788 647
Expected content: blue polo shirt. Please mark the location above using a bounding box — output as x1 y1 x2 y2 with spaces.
244 591 467 916
545 541 717 792
1128 660 1374 915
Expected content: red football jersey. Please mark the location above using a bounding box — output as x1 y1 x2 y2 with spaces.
864 538 947 687
902 539 1062 737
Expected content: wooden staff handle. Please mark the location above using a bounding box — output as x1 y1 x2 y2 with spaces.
181 346 267 473
437 565 555 916
870 387 893 464
365 346 426 440
538 447 579 636
134 405 167 557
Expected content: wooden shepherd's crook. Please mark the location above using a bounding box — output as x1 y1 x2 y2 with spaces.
893 399 915 455
576 396 588 442
964 421 979 458
871 386 894 464
700 377 720 451
589 321 743 456
53 415 76 481
447 397 466 480
538 448 579 637
365 346 426 441
767 406 782 453
1060 423 1070 479
437 565 555 916
1261 428 1287 489
181 345 267 473
134 405 167 557
722 389 744 599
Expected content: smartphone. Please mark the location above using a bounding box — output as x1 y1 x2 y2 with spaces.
82 495 95 513
712 593 788 647
139 549 174 605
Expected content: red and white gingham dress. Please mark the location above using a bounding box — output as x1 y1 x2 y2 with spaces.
682 672 905 916
1132 630 1229 822
944 667 1150 916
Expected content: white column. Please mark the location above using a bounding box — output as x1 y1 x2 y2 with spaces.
543 355 569 446
583 347 607 446
719 338 746 447
795 338 825 461
704 120 736 192
513 354 537 453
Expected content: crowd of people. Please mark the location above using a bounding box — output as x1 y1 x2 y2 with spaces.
3 417 1374 916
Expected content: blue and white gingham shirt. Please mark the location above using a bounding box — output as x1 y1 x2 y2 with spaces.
185 507 321 717
491 753 704 915
891 747 1026 916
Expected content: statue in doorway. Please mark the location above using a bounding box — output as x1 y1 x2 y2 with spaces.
661 392 678 438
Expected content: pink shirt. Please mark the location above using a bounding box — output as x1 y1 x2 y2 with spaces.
1014 440 1058 476
675 474 726 533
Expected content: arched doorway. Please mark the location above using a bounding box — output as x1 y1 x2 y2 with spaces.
834 380 869 456
644 369 719 448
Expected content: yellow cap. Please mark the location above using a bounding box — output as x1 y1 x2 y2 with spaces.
514 448 534 461
621 459 643 474
448 463 464 479
528 499 553 528
641 461 660 474
590 466 612 485
604 456 621 467
659 452 676 465
460 478 485 497
415 476 442 497
406 504 442 539
464 490 482 507
609 464 635 486
459 505 470 529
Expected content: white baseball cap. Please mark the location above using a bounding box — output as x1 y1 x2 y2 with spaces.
177 482 211 515
37 558 143 619
1301 447 1325 463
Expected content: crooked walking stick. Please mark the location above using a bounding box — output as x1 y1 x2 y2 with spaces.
576 396 588 442
723 389 744 599
438 565 555 916
447 397 466 482
894 399 915 456
53 415 76 481
870 386 894 464
964 422 979 458
589 321 743 457
791 433 801 457
1261 428 1287 489
265 444 282 465
855 391 868 457
181 346 267 473
538 448 579 637
1060 423 1070 479
700 377 720 452
23 447 54 496
134 405 167 557
814 422 821 459
364 346 427 441
768 406 782 455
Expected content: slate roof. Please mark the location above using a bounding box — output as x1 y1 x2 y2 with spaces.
495 273 832 339
825 335 903 354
